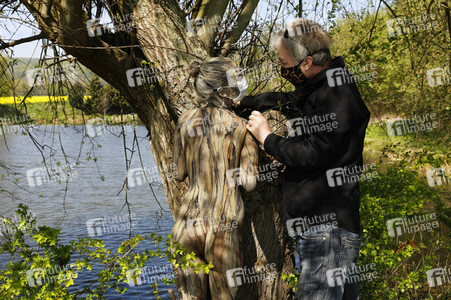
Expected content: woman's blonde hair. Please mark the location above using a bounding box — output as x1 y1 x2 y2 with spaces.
188 57 236 106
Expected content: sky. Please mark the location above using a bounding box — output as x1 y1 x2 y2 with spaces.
0 0 379 59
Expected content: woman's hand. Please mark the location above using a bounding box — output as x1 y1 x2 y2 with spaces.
246 111 272 144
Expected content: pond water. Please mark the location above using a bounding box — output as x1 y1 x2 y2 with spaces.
0 124 176 299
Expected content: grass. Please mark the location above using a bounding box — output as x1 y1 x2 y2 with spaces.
363 121 450 232
0 97 138 125
363 121 450 170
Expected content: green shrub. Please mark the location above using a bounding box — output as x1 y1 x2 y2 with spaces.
0 204 213 299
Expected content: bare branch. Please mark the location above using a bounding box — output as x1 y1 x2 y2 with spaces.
299 0 303 17
220 0 259 56
196 0 229 51
0 32 46 50
380 0 398 18
192 0 211 20
44 42 204 59
441 1 451 44
185 0 202 15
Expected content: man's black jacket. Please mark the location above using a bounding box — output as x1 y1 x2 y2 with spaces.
239 56 370 234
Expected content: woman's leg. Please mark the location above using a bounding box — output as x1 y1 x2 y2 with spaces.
204 224 242 299
171 218 209 299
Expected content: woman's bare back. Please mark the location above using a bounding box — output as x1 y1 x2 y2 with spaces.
171 106 259 299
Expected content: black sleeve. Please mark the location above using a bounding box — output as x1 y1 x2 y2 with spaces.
262 88 353 171
233 91 301 118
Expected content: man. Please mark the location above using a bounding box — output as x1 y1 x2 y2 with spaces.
235 19 370 299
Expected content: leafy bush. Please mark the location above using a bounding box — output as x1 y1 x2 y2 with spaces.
68 83 85 110
74 76 133 115
0 204 212 299
358 165 449 299
282 164 450 299
84 76 103 114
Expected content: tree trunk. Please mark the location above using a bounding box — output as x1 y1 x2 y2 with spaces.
16 0 295 298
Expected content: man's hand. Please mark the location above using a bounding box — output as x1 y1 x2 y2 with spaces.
247 111 272 144
231 100 241 107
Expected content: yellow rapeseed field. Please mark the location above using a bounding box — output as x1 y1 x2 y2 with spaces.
0 96 92 104
0 96 68 104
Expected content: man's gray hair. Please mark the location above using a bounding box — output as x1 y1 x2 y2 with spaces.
271 19 332 66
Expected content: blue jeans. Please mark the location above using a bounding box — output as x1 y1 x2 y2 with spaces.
295 227 360 300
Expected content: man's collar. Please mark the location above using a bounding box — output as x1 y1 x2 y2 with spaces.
304 56 346 87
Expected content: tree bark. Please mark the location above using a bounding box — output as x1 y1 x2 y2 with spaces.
15 0 295 298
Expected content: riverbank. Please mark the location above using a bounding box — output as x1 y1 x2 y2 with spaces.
0 97 140 125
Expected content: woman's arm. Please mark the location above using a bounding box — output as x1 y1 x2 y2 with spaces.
172 112 189 182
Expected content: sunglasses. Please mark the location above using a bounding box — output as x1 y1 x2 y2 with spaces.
284 29 328 58
284 29 313 57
